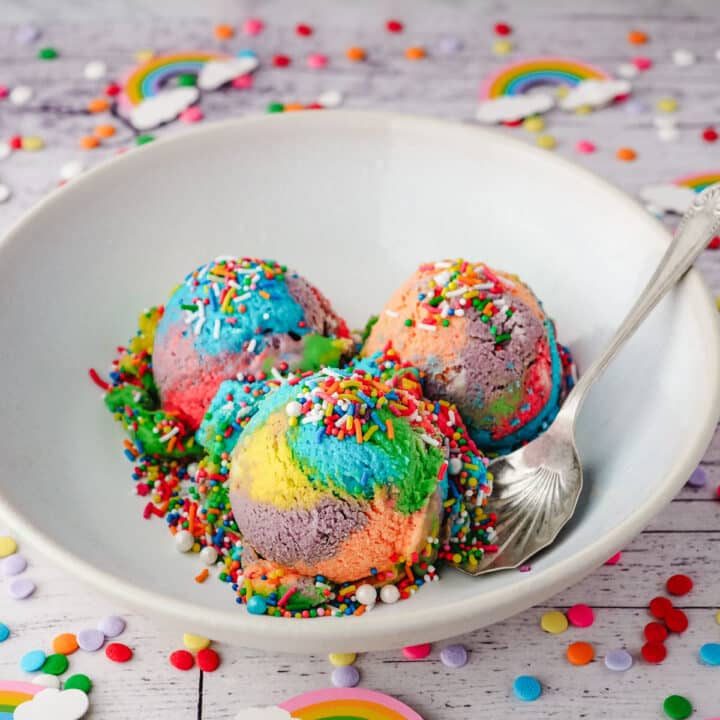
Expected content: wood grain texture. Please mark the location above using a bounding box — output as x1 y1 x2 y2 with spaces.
1 2 720 719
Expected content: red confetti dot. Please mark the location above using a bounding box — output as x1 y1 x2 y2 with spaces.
104 82 121 97
649 596 673 619
503 118 523 127
9 135 22 150
641 641 667 664
169 650 194 671
295 23 313 36
702 127 718 143
666 574 693 596
494 22 512 36
197 647 220 672
386 19 404 33
402 643 431 660
708 236 720 249
644 622 668 643
105 642 133 663
632 56 653 70
272 54 291 67
665 608 689 633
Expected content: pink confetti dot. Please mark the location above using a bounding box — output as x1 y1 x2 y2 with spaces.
307 53 328 69
632 56 653 70
0 85 8 99
568 604 595 628
402 643 431 660
179 106 204 123
232 74 253 89
242 18 264 36
605 551 622 565
575 140 596 154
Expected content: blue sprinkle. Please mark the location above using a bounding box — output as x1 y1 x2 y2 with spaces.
123 449 136 462
371 411 385 430
315 426 326 443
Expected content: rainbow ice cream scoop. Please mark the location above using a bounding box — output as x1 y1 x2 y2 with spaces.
152 257 352 430
362 260 574 453
228 348 497 613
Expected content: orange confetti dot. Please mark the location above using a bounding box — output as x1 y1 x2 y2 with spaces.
79 135 100 149
87 97 109 113
94 124 116 139
214 24 235 40
616 147 637 161
52 633 79 655
284 103 305 112
404 46 426 61
628 30 648 45
567 641 595 666
346 46 366 62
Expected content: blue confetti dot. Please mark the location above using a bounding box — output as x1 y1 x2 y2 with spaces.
246 595 267 615
700 643 720 666
20 649 46 672
513 675 542 702
0 623 9 642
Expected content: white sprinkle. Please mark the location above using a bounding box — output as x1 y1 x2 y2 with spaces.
193 317 205 335
0 142 10 160
83 60 107 79
317 89 343 108
247 338 257 353
616 63 639 79
213 318 221 339
0 184 10 203
271 367 283 380
420 433 440 447
236 292 251 302
449 457 463 474
385 309 399 318
237 405 254 418
434 261 452 269
455 309 465 317
159 426 179 443
418 322 437 332
672 49 696 67
59 160 85 180
10 85 33 105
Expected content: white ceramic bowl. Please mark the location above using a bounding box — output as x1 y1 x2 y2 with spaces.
0 112 718 653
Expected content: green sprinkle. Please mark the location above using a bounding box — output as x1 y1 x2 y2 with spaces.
489 326 497 335
428 295 443 307
38 47 59 60
42 653 69 675
442 319 450 327
404 318 413 327
176 73 197 86
181 304 198 311
64 674 92 693
136 134 155 145
267 102 284 113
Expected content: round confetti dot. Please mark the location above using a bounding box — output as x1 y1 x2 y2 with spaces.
0 537 18 557
105 82 121 96
513 675 542 701
242 18 264 35
272 54 291 68
0 623 9 642
0 142 10 160
21 650 46 673
9 578 35 599
700 643 720 666
307 53 328 69
77 628 104 652
1 553 27 576
617 62 639 79
658 126 679 142
702 127 719 143
642 641 667 664
182 634 210 652
666 608 689 633
650 596 673 619
136 134 155 145
170 649 195 671
98 616 126 638
83 60 107 80
38 47 58 60
94 124 116 139
568 604 594 628
87 97 109 113
42 653 69 675
380 585 401 604
523 116 545 133
567 641 594 666
21 136 44 151
296 23 313 36
605 648 633 671
64 673 92 693
179 106 204 123
329 652 356 667
134 49 154 63
0 184 11 204
402 643 431 660
197 647 220 672
663 695 693 720
494 22 512 36
246 595 267 614
536 134 557 150
628 30 649 44
332 665 360 688
673 49 696 66
346 46 366 62
633 56 653 70
440 644 468 668
438 35 463 54
645 622 669 643
176 73 196 86
687 467 707 487
404 46 426 61
32 674 60 689
53 633 79 655
656 97 679 113
386 19 404 33
10 86 33 106
16 25 41 44
616 147 637 161
492 39 513 55
541 611 568 634
317 90 343 109
80 135 100 151
667 574 693 596
214 24 235 40
106 642 132 663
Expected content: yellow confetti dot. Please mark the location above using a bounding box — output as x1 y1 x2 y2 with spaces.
716 297 720 312
523 116 545 133
657 97 678 113
541 610 569 634
329 652 357 666
0 537 17 558
21 136 44 151
492 39 513 56
574 105 593 115
555 86 570 98
183 633 211 652
716 609 720 623
134 49 154 63
536 134 557 150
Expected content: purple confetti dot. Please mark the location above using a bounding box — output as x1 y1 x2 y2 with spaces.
604 648 633 671
437 35 464 54
440 644 468 668
624 99 649 115
519 565 532 573
331 665 360 688
77 628 105 652
8 578 35 599
15 25 41 45
1 554 27 576
686 467 707 488
98 615 125 638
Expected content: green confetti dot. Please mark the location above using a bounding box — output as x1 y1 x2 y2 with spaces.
404 318 413 327
176 74 197 86
64 674 92 693
42 653 69 675
266 102 284 113
38 47 58 60
136 134 155 146
663 695 692 720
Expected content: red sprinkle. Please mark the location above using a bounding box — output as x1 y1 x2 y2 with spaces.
197 648 220 672
641 641 667 664
88 368 111 391
665 608 689 633
702 127 718 143
666 574 693 596
169 650 194 671
644 622 668 643
386 19 404 33
295 23 313 36
494 22 512 36
104 82 121 97
649 596 673 619
106 642 133 663
272 54 291 67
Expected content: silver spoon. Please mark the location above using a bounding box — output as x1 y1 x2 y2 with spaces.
459 183 720 576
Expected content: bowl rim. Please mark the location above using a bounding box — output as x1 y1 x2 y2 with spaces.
1 110 719 651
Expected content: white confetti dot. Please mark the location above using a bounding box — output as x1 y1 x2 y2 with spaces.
379 584 400 604
653 116 677 129
716 48 720 61
9 85 33 106
317 90 344 108
0 184 11 204
59 160 85 181
616 63 639 79
200 546 218 565
285 400 302 417
31 674 61 689
83 60 107 80
672 49 696 67
658 126 679 142
0 142 10 160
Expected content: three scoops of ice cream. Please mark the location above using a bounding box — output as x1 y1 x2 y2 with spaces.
116 256 573 614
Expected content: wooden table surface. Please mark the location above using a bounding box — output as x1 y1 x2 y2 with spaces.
1 2 719 718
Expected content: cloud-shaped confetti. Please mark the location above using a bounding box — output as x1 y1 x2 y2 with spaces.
198 56 259 91
234 707 297 720
14 688 89 720
475 94 555 123
639 184 695 214
558 79 631 110
129 86 200 130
